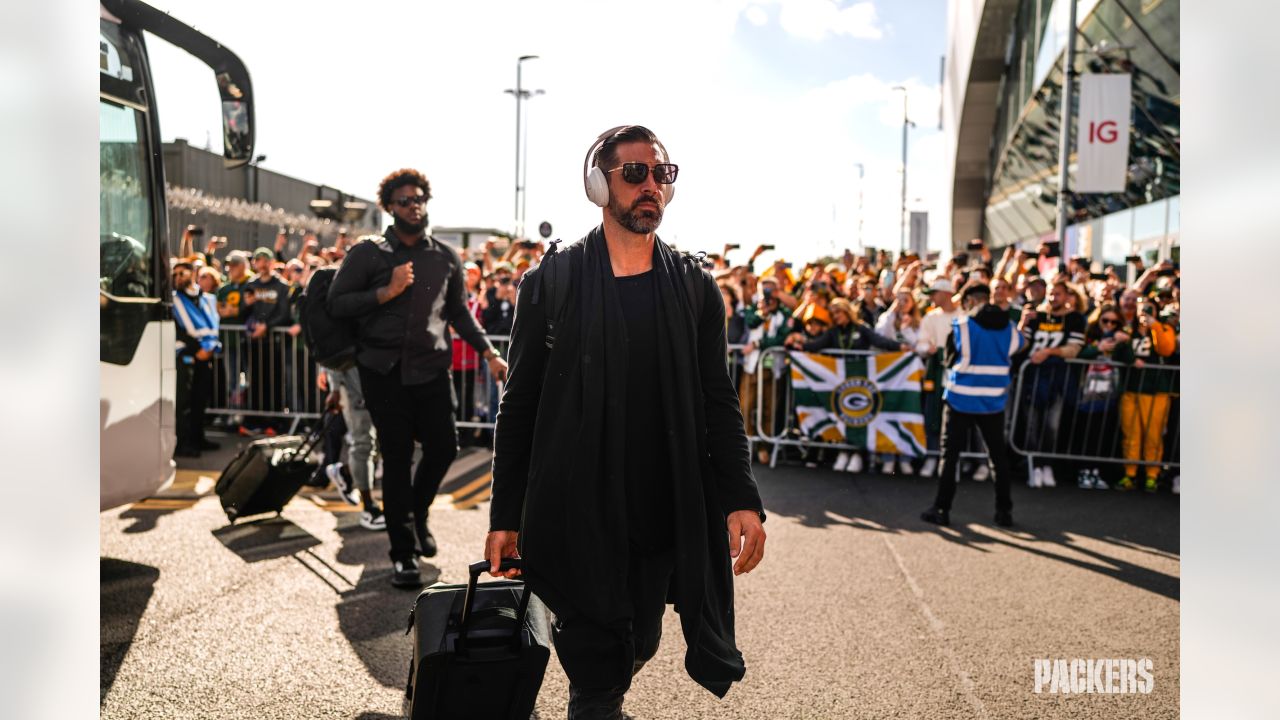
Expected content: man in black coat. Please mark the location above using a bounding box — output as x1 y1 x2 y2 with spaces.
329 168 507 588
485 126 767 719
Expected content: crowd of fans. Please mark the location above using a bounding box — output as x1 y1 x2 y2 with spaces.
173 224 1181 493
709 239 1181 493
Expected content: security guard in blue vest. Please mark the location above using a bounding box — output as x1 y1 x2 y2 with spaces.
922 280 1026 527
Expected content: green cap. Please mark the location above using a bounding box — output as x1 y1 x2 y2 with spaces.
252 247 275 260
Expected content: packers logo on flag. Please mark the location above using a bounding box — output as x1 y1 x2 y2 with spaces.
835 378 881 427
790 350 927 457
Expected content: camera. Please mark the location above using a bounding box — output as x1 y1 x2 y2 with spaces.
187 225 204 237
966 239 984 250
1124 255 1141 264
725 243 741 251
1156 267 1177 277
762 286 775 298
761 244 776 251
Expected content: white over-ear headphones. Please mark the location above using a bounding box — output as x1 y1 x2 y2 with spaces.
582 125 675 208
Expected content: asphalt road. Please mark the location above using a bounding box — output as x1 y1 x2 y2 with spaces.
101 441 1179 719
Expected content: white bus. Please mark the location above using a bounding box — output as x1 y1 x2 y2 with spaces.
100 0 255 510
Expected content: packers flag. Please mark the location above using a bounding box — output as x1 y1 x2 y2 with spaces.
790 351 927 457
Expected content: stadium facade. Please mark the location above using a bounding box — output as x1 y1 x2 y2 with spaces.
943 0 1179 267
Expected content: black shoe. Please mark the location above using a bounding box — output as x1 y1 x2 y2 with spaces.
418 529 438 558
174 446 201 458
920 507 950 526
391 557 423 588
199 438 221 451
994 510 1014 527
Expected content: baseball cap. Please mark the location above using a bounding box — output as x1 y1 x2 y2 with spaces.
170 258 194 271
959 279 991 301
252 247 275 260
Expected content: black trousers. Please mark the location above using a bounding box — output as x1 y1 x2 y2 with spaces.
934 405 1013 514
552 549 674 720
175 357 212 451
358 366 457 562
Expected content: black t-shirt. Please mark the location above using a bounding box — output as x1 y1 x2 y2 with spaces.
616 270 674 552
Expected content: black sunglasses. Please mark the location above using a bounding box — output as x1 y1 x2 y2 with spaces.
607 162 679 185
392 195 428 208
1100 318 1119 326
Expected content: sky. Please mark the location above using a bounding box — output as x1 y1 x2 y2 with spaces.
143 0 950 265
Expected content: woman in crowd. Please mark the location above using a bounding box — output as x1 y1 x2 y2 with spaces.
1072 303 1132 489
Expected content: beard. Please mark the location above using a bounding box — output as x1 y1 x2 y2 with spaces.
393 212 428 234
608 194 663 234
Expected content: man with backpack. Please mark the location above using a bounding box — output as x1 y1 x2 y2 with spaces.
485 126 766 718
327 168 506 589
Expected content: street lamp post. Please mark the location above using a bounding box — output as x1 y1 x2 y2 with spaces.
520 88 545 237
892 86 915 257
505 55 538 237
1053 0 1079 267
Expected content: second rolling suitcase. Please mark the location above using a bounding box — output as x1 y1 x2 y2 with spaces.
404 559 550 719
214 414 331 523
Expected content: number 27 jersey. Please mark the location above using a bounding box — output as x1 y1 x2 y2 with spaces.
1025 311 1086 353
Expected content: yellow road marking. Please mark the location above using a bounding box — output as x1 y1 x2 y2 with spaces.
449 473 492 501
452 486 491 510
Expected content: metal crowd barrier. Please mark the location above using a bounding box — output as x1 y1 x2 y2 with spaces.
206 326 514 435
1007 356 1180 473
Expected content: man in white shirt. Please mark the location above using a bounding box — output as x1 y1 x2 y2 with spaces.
913 279 960 478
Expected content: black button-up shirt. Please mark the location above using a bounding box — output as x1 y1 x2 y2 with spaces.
328 227 493 385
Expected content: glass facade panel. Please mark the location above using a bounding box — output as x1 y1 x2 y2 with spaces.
982 0 1178 252
1100 207 1133 266
1132 198 1167 242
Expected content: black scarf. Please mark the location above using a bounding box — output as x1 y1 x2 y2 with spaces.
520 226 745 696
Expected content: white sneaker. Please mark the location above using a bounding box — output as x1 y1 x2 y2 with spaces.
972 463 990 482
833 452 850 472
918 457 937 477
846 453 864 474
1091 469 1109 491
1041 466 1057 487
1171 475 1180 495
898 458 915 475
880 459 895 475
1029 467 1043 488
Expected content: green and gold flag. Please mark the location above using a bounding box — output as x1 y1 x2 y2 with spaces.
789 351 927 457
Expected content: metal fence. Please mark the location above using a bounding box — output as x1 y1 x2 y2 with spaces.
1007 356 1180 473
731 347 1179 474
206 326 512 435
204 329 1178 477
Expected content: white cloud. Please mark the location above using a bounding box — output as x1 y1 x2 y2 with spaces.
769 0 884 42
744 5 770 26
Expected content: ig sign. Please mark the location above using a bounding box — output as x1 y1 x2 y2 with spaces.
1076 73 1132 193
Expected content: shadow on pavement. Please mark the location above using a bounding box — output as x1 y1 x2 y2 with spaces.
212 516 321 562
101 557 160 703
332 513 441 690
117 507 176 534
757 463 1180 600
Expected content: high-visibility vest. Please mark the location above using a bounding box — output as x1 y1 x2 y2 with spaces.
943 314 1025 414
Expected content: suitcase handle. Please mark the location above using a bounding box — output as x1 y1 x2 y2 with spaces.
458 558 529 653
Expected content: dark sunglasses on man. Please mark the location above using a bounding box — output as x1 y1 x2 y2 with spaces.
392 195 428 208
607 162 679 185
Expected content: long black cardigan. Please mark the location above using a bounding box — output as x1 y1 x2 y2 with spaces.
489 226 764 697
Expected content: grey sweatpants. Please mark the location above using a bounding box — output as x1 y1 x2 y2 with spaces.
329 366 377 492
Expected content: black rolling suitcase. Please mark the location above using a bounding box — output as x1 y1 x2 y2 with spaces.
404 559 550 719
214 414 332 523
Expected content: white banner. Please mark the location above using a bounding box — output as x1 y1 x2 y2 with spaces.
1076 73 1131 193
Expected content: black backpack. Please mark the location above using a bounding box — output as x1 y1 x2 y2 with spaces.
299 266 358 371
534 239 708 350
